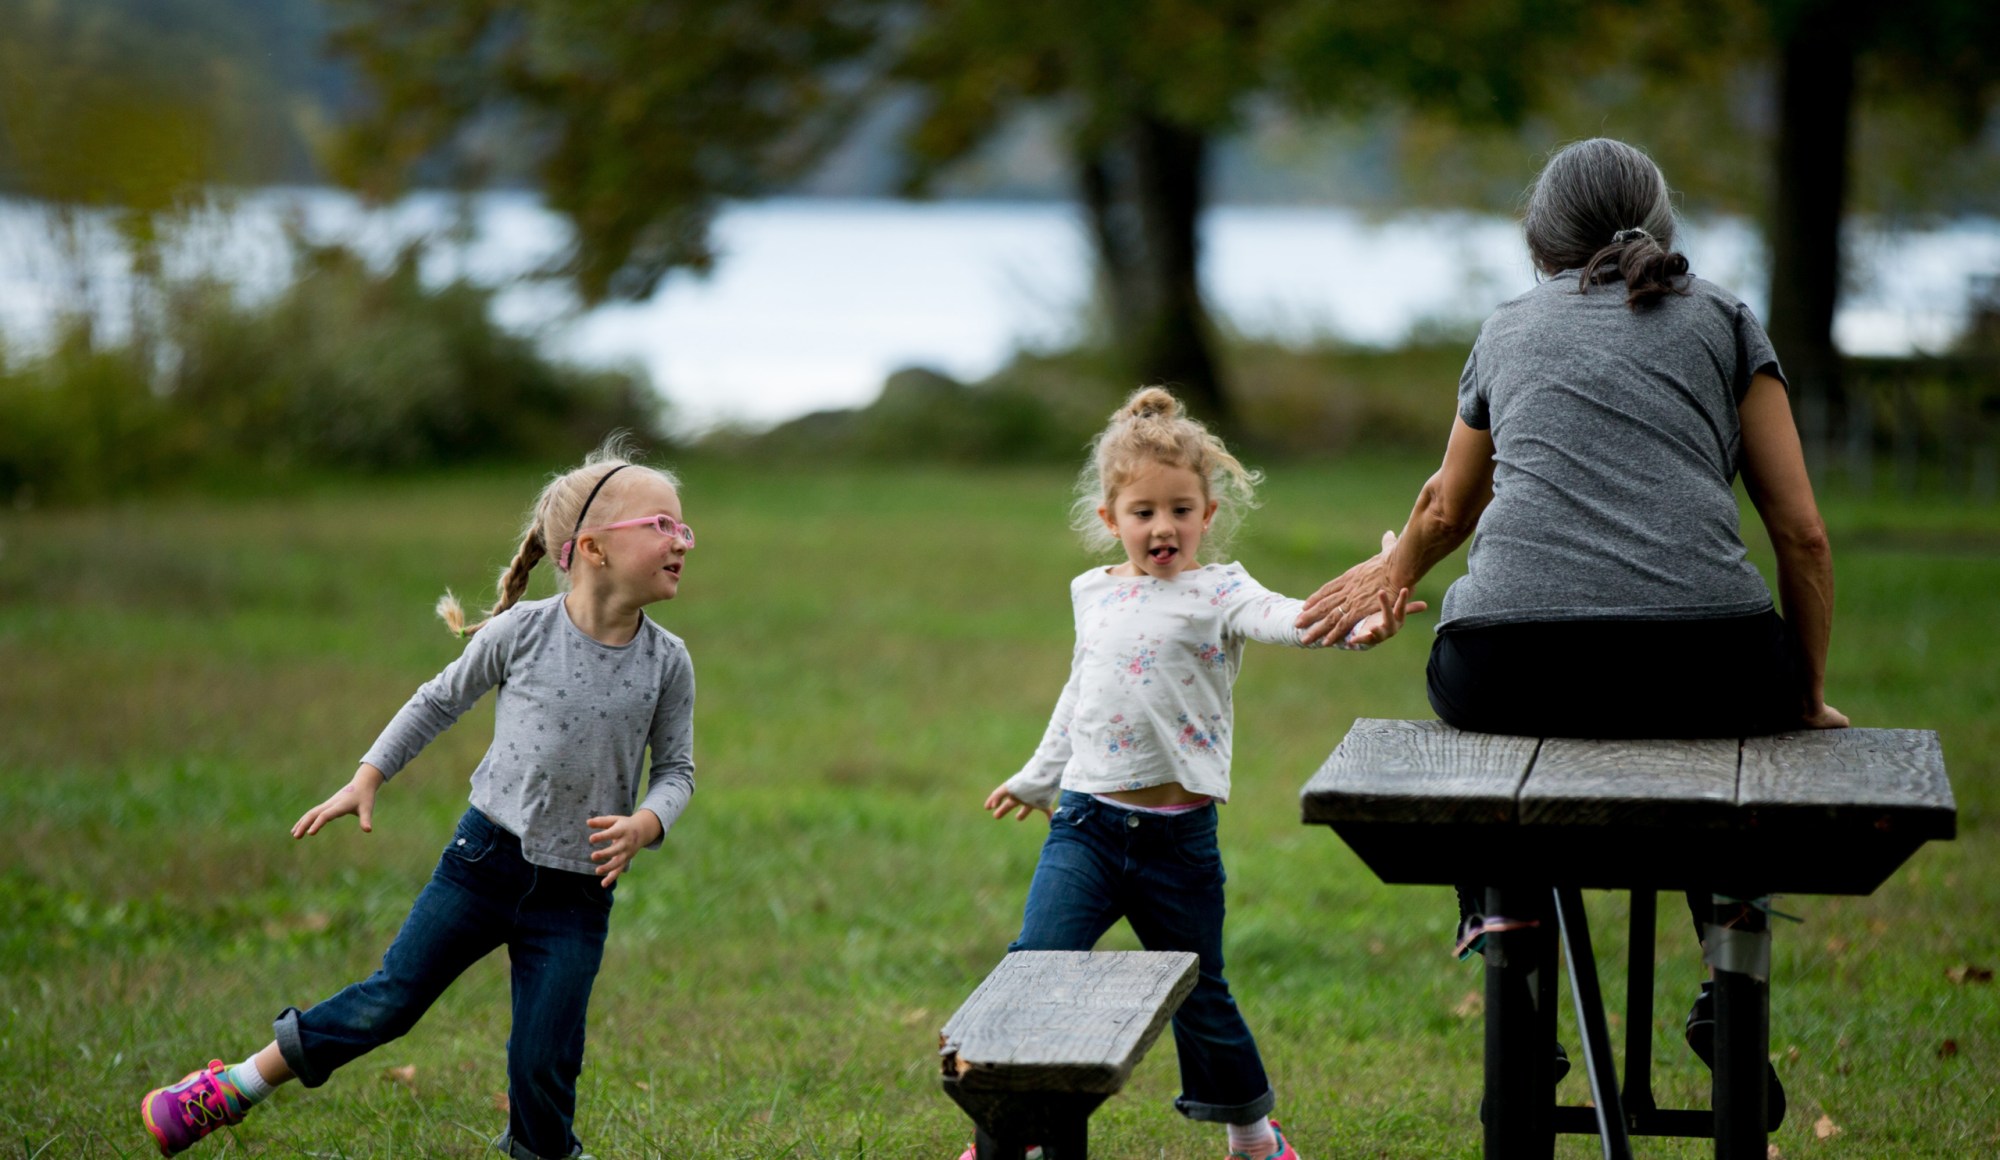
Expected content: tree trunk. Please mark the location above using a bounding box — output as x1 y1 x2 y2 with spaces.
1766 1 1857 475
1073 114 1230 429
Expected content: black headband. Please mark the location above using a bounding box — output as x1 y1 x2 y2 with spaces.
560 464 630 571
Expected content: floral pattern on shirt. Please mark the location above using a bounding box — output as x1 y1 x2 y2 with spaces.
1118 641 1161 686
1098 581 1152 610
1174 711 1227 756
1103 714 1140 756
1208 572 1247 606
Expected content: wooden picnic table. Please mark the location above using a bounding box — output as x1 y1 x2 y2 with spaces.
1301 719 1955 1160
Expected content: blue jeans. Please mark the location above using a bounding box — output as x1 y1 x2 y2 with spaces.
1008 791 1275 1125
274 809 612 1160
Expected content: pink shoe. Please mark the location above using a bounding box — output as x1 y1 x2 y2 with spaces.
141 1060 246 1156
1227 1119 1300 1160
955 1146 1044 1159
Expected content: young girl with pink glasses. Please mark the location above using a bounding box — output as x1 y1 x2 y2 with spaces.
140 438 697 1160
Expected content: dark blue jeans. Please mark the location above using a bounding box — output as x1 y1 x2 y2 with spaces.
1008 791 1275 1125
274 809 612 1160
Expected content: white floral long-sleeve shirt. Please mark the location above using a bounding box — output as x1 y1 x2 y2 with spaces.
1003 563 1312 808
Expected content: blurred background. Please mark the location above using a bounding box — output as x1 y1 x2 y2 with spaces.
3 0 1999 493
3 3 1998 1157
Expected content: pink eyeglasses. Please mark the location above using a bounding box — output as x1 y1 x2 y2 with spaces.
558 515 695 570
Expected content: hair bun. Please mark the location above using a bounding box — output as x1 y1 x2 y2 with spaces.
1119 386 1183 422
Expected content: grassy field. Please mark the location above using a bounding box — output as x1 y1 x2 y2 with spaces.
1 456 1994 1158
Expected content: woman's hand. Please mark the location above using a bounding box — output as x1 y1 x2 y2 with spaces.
1332 587 1428 650
984 782 1050 821
1802 702 1850 729
587 809 663 887
293 764 385 838
1299 531 1399 647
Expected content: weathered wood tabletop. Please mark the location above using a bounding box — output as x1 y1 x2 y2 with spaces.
1301 719 1954 894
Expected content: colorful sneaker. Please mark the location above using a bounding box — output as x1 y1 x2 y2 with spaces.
954 1146 1044 1159
141 1060 246 1156
1225 1119 1300 1160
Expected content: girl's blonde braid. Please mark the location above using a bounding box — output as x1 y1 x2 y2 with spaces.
438 524 547 638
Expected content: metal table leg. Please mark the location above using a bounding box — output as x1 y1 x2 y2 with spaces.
1553 885 1635 1160
1710 895 1772 1160
1485 884 1557 1159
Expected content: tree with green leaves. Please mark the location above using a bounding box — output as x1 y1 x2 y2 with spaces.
331 0 884 302
333 0 1614 430
852 0 1603 427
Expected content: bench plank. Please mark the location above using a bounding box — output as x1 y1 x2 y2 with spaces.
1740 729 1953 810
1519 738 1740 828
1300 718 1538 826
940 951 1199 1094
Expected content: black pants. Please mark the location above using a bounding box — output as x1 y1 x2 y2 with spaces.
1430 610 1807 940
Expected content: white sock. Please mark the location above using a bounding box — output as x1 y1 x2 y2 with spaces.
226 1058 275 1107
1226 1117 1277 1158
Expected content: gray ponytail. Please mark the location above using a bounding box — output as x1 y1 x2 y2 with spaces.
1524 138 1691 310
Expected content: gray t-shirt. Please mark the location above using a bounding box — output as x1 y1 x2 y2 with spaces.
1439 273 1784 631
361 595 696 874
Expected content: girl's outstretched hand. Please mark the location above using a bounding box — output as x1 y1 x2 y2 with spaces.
1299 530 1401 646
984 782 1050 821
587 809 663 887
293 764 385 838
1332 587 1428 651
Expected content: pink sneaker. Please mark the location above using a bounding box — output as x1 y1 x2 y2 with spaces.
1227 1119 1301 1160
141 1060 245 1156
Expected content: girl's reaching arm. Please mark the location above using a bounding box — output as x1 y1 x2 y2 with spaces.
637 648 698 841
356 613 515 783
591 647 698 886
992 641 1083 818
296 613 514 838
1222 566 1423 651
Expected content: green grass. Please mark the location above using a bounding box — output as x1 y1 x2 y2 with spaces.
1 457 1995 1158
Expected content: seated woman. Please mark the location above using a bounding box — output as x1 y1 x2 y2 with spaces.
1297 137 1849 1128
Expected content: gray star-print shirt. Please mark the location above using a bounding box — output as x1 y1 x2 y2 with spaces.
361 595 696 874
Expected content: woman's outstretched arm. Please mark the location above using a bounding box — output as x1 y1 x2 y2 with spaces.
1738 373 1846 727
1298 417 1496 646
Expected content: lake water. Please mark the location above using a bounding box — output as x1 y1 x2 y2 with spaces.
2 190 1996 430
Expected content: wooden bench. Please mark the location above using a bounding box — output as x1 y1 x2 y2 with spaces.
1301 719 1954 1160
939 950 1200 1159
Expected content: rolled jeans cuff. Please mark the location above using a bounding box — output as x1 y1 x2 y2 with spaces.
271 1006 328 1089
1175 1086 1276 1125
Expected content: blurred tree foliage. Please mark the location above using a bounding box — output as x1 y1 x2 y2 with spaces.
0 241 660 504
0 0 342 196
330 0 883 301
331 0 1608 429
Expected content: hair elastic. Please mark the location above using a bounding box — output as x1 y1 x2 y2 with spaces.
1612 227 1654 245
558 464 631 571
